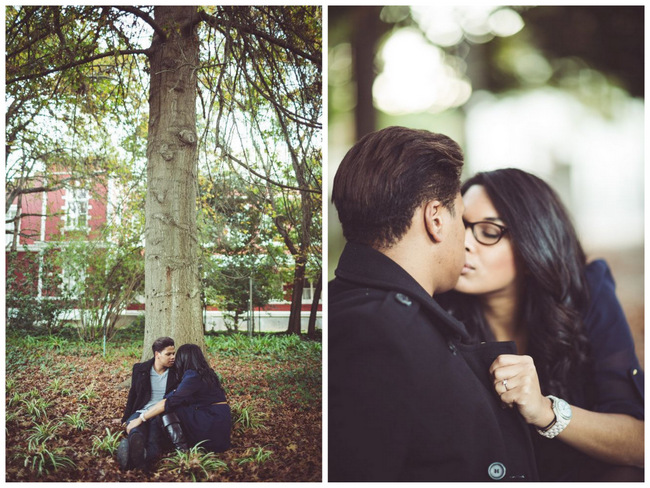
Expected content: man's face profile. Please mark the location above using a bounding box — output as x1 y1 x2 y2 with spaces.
442 193 466 291
156 346 176 368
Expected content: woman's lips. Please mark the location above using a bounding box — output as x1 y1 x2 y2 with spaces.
461 264 474 275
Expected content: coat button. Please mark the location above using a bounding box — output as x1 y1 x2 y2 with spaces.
488 462 506 480
394 293 412 306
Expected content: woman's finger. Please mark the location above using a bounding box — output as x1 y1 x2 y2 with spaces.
488 354 522 375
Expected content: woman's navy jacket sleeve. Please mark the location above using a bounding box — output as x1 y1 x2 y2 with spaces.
583 259 644 419
164 370 203 411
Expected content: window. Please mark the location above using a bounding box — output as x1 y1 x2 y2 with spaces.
60 263 84 298
302 279 314 301
65 187 90 230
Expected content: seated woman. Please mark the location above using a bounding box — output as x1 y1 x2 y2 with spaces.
127 343 231 454
437 168 644 481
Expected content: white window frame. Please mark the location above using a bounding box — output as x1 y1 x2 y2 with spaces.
63 184 91 232
60 262 85 298
302 279 314 302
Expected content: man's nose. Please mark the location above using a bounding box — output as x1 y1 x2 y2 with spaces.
464 227 476 252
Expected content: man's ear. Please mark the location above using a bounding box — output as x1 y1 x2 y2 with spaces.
423 200 444 243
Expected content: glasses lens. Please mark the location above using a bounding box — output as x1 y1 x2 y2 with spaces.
474 222 503 245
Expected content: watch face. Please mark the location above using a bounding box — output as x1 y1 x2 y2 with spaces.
557 399 572 420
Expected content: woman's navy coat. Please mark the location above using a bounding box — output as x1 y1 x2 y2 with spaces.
164 370 231 453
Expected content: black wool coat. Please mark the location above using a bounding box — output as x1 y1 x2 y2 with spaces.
121 358 179 423
328 243 539 482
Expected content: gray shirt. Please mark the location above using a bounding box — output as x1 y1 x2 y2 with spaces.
138 366 169 413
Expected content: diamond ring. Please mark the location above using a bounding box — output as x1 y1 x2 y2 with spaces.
502 379 509 391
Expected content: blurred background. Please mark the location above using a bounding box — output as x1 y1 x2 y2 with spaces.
328 6 644 365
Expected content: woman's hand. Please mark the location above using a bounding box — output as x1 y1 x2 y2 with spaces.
126 417 143 434
490 354 554 428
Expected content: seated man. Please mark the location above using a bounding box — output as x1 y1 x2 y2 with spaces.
117 337 181 471
329 126 539 481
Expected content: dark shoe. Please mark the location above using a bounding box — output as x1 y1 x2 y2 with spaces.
162 412 189 451
129 431 146 469
116 438 130 471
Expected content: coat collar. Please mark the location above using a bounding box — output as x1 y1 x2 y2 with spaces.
334 242 470 342
136 357 156 372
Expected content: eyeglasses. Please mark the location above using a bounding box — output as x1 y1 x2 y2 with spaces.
464 219 508 246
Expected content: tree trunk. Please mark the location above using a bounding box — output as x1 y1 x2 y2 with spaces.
351 6 386 140
142 6 204 360
11 191 22 252
307 271 321 338
286 255 306 335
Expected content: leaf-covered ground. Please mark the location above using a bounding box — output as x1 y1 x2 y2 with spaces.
6 330 322 482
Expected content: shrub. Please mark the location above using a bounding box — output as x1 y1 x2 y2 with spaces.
6 248 74 335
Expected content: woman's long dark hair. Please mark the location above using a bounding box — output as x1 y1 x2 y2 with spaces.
441 168 592 403
174 344 224 392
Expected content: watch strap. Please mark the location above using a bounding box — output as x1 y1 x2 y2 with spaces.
537 395 571 439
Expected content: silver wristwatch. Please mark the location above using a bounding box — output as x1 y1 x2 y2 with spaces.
537 395 572 439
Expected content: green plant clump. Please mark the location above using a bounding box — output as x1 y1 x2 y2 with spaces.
161 442 228 481
22 397 51 420
22 444 76 476
231 401 266 432
62 412 87 431
90 428 123 456
27 420 62 450
236 446 273 465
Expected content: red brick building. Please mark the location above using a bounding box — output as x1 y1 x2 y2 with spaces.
6 175 321 332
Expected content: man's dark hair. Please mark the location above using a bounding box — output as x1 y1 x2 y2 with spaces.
332 126 464 249
152 337 175 355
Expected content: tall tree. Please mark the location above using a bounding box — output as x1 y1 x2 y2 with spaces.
142 6 204 355
7 6 322 356
197 7 322 334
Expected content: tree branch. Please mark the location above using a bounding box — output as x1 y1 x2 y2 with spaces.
7 48 151 85
6 213 48 224
113 6 167 42
218 147 320 195
199 9 321 67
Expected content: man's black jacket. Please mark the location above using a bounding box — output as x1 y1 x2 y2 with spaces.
328 242 539 481
121 358 179 423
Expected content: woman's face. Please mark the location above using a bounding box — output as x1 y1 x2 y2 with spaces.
455 184 519 298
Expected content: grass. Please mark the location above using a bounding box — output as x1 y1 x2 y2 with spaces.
264 364 321 410
205 333 321 363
